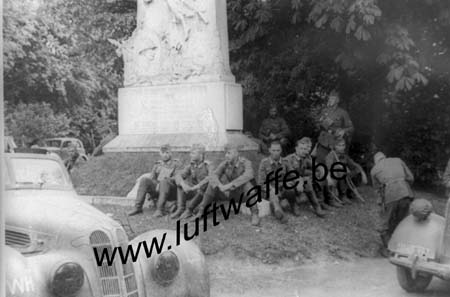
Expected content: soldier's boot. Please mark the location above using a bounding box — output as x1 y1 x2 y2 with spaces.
315 190 331 211
270 195 287 223
179 208 194 219
128 208 143 216
290 200 302 217
320 202 331 211
170 195 186 219
306 191 326 218
250 205 260 226
153 199 166 218
340 195 353 205
153 208 165 218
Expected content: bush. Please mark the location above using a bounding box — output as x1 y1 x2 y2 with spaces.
5 102 71 146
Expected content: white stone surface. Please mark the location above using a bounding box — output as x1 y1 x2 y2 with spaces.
118 82 242 136
112 0 234 87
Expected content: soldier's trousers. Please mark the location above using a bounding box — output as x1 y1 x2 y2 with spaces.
198 181 259 215
177 184 207 212
156 179 177 211
265 187 296 212
134 176 159 209
379 197 413 247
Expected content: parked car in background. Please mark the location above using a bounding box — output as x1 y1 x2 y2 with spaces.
39 137 88 162
4 152 210 297
388 198 450 292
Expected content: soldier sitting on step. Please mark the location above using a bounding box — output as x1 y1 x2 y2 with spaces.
193 143 260 226
325 138 367 206
284 137 326 218
172 144 212 220
128 144 182 217
258 141 297 223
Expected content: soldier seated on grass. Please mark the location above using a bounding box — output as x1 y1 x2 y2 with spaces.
258 141 297 224
172 143 212 220
193 143 260 226
284 137 326 218
325 138 367 206
128 144 182 217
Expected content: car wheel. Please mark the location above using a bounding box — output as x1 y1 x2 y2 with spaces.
396 266 432 292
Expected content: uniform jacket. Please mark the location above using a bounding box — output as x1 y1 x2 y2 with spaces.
175 160 211 190
318 107 354 148
149 158 182 182
213 156 254 188
370 157 414 204
284 153 313 177
258 157 288 192
258 117 290 141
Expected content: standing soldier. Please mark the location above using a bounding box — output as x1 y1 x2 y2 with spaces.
195 143 260 226
325 138 367 205
128 144 182 217
258 141 297 223
370 152 414 256
258 105 291 154
172 144 211 220
315 90 354 163
284 138 326 218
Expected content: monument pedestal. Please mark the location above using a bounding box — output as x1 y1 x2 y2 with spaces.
103 81 258 152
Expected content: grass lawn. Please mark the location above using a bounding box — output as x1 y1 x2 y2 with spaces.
94 187 447 264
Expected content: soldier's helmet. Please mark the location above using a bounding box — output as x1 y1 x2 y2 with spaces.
297 137 312 147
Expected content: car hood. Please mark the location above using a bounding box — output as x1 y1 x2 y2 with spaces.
5 189 122 239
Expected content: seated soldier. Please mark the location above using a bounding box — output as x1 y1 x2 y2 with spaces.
172 144 211 220
284 138 326 218
258 141 297 224
325 138 367 205
194 143 260 226
258 105 290 154
128 144 182 217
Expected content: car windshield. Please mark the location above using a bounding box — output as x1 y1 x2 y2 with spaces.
9 158 70 187
44 140 61 148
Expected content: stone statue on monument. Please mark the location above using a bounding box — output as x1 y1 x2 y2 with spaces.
109 0 232 87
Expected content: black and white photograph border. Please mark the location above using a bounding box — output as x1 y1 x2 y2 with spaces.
2 0 450 297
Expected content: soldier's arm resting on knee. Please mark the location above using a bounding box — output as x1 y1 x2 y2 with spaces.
230 159 254 189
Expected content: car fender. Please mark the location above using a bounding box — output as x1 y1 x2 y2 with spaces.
130 229 210 297
388 213 445 260
5 247 41 297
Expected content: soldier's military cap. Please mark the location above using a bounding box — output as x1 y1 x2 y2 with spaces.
160 144 171 152
297 137 312 146
191 143 206 153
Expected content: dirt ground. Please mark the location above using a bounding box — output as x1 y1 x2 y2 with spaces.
94 187 447 265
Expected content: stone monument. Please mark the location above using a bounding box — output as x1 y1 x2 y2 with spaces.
104 0 258 152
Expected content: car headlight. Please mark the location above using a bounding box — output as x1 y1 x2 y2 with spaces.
150 251 180 286
49 262 84 296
